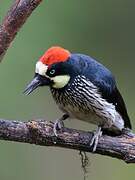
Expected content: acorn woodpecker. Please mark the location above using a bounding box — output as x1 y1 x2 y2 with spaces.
24 46 132 151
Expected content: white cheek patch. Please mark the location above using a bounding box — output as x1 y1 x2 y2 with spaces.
35 61 48 76
52 75 70 89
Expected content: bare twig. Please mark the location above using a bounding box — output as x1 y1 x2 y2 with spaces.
0 119 134 163
0 0 135 163
0 0 42 61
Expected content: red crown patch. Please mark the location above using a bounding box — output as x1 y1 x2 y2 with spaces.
39 46 71 65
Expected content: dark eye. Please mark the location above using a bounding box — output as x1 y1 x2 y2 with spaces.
49 69 55 75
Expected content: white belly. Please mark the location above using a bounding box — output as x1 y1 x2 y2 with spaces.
59 104 111 127
58 102 124 131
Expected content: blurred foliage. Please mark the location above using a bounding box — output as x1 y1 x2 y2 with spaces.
0 0 135 180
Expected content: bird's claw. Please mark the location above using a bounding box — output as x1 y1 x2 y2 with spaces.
53 114 69 136
90 127 102 152
53 119 65 136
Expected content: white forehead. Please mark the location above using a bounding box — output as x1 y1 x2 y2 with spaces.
35 61 48 76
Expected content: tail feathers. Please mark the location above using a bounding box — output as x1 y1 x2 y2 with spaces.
102 128 122 136
102 127 132 136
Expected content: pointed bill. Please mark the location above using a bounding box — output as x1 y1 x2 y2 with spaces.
23 76 42 95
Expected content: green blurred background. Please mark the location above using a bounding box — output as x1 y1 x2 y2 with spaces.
0 0 135 180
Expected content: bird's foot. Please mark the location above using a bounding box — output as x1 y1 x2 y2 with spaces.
90 127 102 152
53 119 64 136
122 128 134 137
53 114 69 136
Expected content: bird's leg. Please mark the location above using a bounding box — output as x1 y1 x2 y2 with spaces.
90 126 102 152
53 114 69 136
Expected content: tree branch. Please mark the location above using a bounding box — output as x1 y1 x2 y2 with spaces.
0 0 42 62
0 0 135 163
0 119 135 163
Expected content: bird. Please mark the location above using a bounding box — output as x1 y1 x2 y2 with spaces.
24 46 132 151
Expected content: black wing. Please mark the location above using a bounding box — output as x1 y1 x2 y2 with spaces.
75 54 132 129
95 78 132 129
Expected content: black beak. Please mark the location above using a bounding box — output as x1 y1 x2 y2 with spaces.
23 74 51 95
